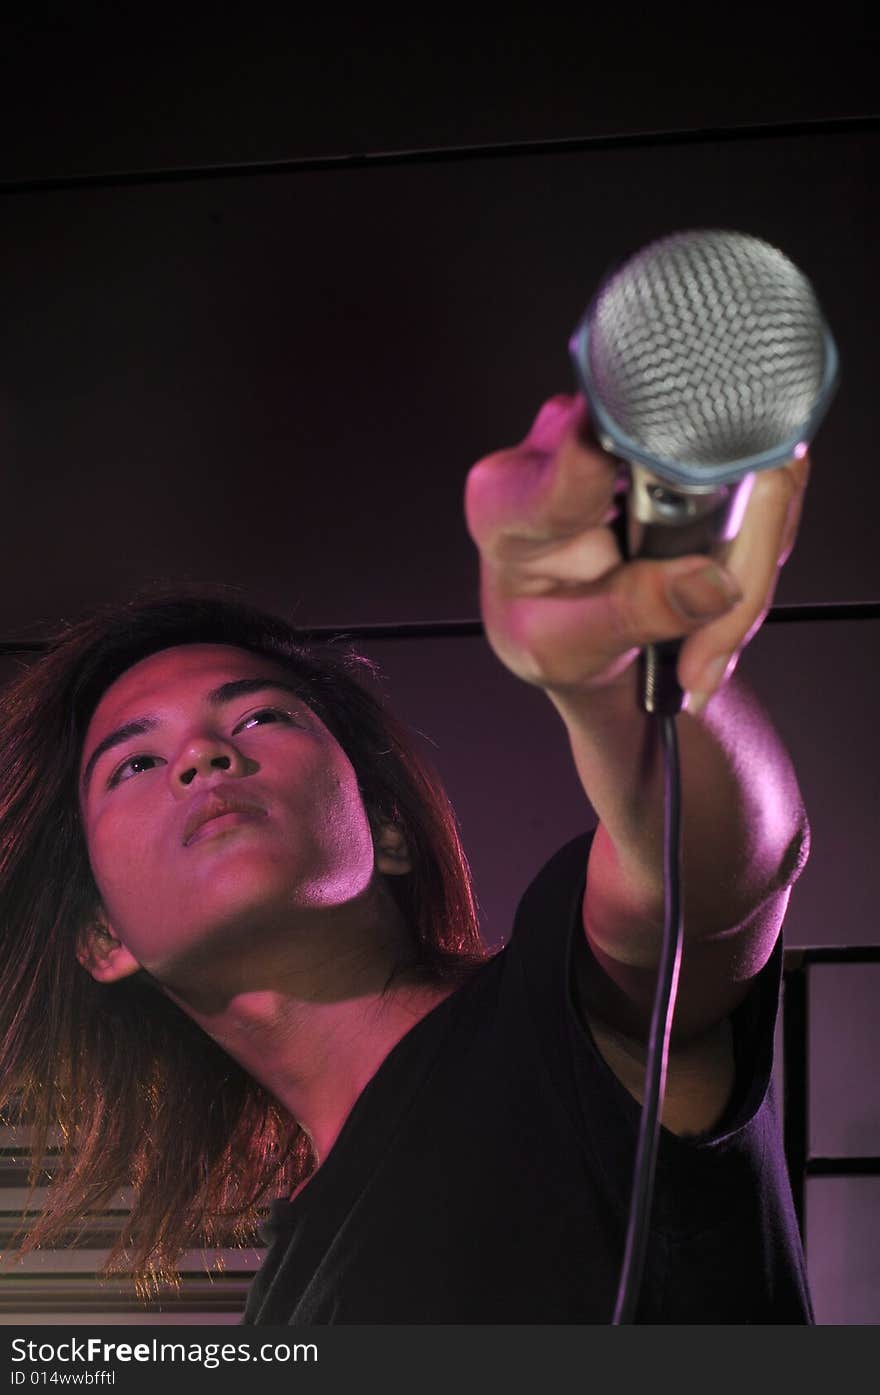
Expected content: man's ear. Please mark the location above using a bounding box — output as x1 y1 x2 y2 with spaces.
76 914 143 984
373 821 412 876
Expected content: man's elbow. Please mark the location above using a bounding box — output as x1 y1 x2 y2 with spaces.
777 817 811 892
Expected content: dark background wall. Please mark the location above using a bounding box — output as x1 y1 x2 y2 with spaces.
0 4 877 1325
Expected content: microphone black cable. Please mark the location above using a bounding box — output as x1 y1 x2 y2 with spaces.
568 227 838 1322
611 708 683 1324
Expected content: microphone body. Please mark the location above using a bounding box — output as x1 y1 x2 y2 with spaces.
621 464 754 713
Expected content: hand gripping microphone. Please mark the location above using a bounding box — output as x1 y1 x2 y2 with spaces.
567 230 838 1323
569 228 839 715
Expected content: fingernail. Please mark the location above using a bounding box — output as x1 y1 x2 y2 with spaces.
667 564 743 621
686 691 710 717
705 652 734 686
687 653 734 715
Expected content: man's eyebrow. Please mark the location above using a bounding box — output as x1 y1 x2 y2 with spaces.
203 677 304 708
80 717 160 797
80 677 305 796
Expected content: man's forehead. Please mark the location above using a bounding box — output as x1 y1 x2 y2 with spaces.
87 644 292 729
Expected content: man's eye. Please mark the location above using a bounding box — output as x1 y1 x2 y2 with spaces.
108 754 163 788
233 707 295 733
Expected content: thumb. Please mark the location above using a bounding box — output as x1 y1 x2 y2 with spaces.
479 552 744 694
608 555 744 648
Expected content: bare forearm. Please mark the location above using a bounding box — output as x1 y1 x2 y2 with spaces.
548 668 810 941
465 391 813 946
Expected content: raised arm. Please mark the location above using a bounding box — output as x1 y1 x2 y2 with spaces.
465 394 811 1131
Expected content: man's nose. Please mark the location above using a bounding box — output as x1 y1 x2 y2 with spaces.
171 735 250 789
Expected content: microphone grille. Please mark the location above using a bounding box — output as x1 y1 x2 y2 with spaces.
582 229 833 473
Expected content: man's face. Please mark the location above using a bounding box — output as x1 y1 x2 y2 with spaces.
78 643 382 983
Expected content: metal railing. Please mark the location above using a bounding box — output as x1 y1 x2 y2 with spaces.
782 946 880 1247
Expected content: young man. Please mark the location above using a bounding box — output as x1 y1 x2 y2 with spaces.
0 395 812 1321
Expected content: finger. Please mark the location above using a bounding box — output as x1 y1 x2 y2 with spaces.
464 394 620 559
485 552 743 689
676 455 810 709
778 451 811 566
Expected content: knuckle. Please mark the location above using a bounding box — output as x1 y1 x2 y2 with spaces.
606 574 645 645
757 463 800 511
464 452 515 532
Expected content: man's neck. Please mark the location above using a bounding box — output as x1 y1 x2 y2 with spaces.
158 883 455 1164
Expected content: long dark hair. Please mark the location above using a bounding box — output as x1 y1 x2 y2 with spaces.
0 587 486 1295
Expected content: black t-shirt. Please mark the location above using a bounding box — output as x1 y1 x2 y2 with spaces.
240 830 814 1324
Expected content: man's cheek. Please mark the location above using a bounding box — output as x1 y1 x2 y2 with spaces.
92 845 155 927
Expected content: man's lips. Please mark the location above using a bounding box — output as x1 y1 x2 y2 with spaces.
182 790 268 846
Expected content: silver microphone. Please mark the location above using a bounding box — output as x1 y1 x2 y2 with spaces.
569 228 839 714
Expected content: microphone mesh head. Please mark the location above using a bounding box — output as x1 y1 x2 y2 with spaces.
585 229 832 470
